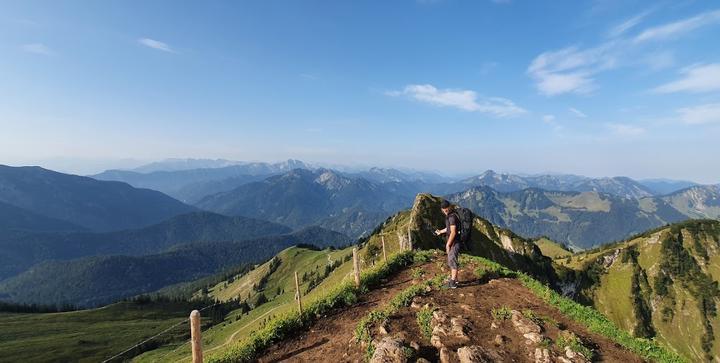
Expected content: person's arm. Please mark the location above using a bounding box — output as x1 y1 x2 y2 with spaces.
434 227 447 236
446 224 457 252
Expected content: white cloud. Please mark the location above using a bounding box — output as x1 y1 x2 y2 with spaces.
608 9 653 38
653 63 720 94
138 38 174 52
542 115 556 123
676 103 720 125
528 10 720 96
22 43 53 56
634 10 720 43
606 123 645 136
388 84 527 117
569 107 588 118
642 51 675 71
526 43 617 96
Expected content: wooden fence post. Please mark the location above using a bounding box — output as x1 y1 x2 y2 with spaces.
294 271 303 314
381 235 387 262
353 247 361 287
190 310 203 363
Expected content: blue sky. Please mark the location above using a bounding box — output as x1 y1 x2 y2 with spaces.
1 0 719 182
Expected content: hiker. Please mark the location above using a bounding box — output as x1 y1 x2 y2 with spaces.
434 200 461 289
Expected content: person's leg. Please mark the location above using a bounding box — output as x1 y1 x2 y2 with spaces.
451 243 460 282
447 243 460 288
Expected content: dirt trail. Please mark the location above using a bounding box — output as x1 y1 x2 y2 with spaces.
259 263 436 363
258 258 644 363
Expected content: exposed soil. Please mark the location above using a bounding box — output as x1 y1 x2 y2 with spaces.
258 258 645 363
259 262 440 363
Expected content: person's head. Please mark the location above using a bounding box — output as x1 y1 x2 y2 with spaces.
440 200 453 215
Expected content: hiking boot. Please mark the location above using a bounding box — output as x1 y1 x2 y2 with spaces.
446 279 458 289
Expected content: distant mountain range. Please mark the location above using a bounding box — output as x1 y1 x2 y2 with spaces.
130 158 247 173
92 159 311 203
447 187 688 249
196 168 411 238
0 226 349 307
0 211 291 280
458 170 657 199
638 178 698 195
0 165 195 232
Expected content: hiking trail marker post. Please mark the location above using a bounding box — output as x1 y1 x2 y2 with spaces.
294 271 303 314
190 310 203 363
381 235 387 262
353 247 361 287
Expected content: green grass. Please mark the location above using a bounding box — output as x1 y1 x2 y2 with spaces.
0 300 203 363
556 330 594 360
466 255 685 363
207 250 417 363
534 237 573 259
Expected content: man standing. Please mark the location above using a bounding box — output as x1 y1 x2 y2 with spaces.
434 200 460 289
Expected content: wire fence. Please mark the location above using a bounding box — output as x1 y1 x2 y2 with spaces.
100 302 222 363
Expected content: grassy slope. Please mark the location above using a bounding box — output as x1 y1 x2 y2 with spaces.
557 221 720 362
534 237 573 259
137 208 419 362
0 301 197 363
134 246 358 362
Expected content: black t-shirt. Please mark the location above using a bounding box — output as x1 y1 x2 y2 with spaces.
446 212 460 237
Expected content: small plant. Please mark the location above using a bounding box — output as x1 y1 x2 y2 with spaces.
402 346 416 359
416 305 435 339
522 309 539 323
539 337 553 349
413 250 433 263
556 331 594 361
411 267 424 279
491 306 512 321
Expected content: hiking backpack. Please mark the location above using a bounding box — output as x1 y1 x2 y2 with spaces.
454 207 473 244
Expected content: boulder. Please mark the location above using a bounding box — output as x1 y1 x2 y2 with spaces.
370 337 408 363
457 345 492 363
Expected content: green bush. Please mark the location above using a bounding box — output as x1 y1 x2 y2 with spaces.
416 305 435 339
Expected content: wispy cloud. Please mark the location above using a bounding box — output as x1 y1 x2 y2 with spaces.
607 123 645 136
528 9 720 96
608 9 653 38
569 107 588 118
387 84 527 117
526 43 617 96
634 9 720 43
478 61 498 75
653 63 720 94
138 38 174 53
642 51 675 71
676 103 720 124
300 73 318 80
21 43 53 56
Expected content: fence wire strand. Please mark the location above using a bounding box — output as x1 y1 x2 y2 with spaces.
100 301 222 363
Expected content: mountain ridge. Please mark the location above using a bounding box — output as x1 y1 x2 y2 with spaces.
0 165 195 232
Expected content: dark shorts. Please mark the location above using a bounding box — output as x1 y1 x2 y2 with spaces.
447 242 460 270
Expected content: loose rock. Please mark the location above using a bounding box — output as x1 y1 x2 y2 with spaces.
369 337 408 363
457 345 492 363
